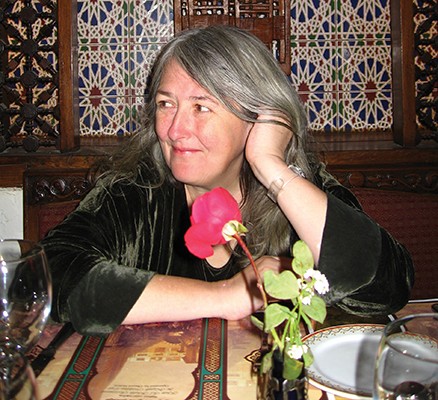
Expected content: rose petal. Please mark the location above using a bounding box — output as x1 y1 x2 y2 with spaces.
191 188 241 226
184 223 215 258
185 187 242 259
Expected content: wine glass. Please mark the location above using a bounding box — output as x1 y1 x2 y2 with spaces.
374 313 438 400
0 341 39 399
0 240 52 352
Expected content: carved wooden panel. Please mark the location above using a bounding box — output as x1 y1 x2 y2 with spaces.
173 0 291 75
0 1 59 153
414 0 437 142
329 168 438 194
24 168 93 205
23 168 94 241
0 0 78 154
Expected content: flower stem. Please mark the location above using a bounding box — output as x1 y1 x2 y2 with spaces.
270 326 283 351
233 234 268 309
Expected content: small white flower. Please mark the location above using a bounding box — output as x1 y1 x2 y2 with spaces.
314 275 329 295
303 268 317 280
300 292 313 305
304 269 329 295
287 344 309 360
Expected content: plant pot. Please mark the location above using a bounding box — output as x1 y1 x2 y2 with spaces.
257 349 308 400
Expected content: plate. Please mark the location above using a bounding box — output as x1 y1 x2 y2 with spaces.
302 324 384 399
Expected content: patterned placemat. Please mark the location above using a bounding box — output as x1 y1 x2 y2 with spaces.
43 318 234 400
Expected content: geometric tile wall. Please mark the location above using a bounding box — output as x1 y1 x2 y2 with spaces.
290 0 392 133
77 0 174 136
77 0 393 136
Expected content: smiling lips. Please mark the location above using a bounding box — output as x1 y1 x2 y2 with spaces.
171 145 200 155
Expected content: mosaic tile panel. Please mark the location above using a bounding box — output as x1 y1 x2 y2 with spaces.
77 0 173 136
338 39 392 131
338 0 391 39
290 0 393 133
77 0 393 136
290 1 335 41
77 1 130 44
132 0 174 42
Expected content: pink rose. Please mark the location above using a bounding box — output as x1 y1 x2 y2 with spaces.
184 187 242 258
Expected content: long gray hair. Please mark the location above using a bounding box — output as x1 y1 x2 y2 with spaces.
101 25 320 264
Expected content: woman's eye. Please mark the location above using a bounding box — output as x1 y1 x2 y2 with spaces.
195 104 210 112
157 100 173 109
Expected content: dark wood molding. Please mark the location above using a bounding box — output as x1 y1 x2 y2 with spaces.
24 168 94 205
0 164 27 187
23 168 94 241
173 0 291 75
327 166 437 193
0 149 108 187
58 0 80 152
1 144 437 193
391 0 418 146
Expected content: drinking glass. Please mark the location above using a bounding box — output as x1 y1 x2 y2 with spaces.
374 313 438 400
0 240 52 352
0 342 39 399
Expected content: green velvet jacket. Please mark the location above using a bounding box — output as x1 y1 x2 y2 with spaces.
41 169 414 336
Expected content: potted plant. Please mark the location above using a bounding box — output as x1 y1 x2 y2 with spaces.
185 187 329 399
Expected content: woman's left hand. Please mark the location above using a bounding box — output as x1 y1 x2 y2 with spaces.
245 115 327 265
245 114 293 188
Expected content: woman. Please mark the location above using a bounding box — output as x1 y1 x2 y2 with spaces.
41 25 413 335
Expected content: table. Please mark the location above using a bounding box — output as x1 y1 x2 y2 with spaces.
32 301 435 400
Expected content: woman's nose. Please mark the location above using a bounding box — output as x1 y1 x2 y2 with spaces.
167 109 192 141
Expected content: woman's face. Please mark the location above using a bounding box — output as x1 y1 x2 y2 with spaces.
155 60 252 195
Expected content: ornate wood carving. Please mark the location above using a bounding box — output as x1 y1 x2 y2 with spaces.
0 1 59 153
173 0 291 75
413 0 437 142
331 169 438 193
25 171 94 205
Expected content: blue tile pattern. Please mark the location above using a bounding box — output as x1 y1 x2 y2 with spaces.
77 0 173 136
77 0 392 136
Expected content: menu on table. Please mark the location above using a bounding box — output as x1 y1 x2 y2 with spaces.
36 318 263 400
33 305 397 399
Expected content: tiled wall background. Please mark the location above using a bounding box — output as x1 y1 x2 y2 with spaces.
77 1 174 136
77 0 393 136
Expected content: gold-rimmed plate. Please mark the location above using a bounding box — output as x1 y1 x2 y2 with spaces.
302 324 385 399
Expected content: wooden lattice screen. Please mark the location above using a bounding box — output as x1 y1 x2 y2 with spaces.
173 0 291 75
413 0 437 142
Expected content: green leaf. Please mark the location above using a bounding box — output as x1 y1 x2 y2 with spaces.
291 240 314 275
264 303 292 331
303 347 314 367
300 311 314 333
283 355 304 380
264 270 300 300
260 350 273 374
250 314 264 331
302 295 327 324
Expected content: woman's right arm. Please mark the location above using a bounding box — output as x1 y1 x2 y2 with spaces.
123 255 282 325
55 246 281 335
42 180 283 335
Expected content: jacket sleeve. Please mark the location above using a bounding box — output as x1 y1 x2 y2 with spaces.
40 179 176 336
317 185 414 316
